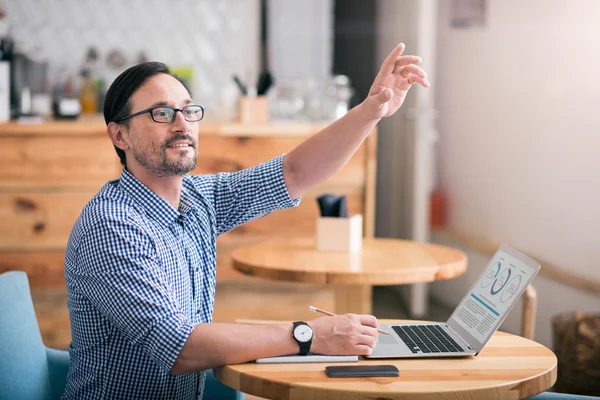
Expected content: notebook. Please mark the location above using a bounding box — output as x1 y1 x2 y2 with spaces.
255 353 358 364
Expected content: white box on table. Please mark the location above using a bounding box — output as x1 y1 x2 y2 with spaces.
316 214 362 253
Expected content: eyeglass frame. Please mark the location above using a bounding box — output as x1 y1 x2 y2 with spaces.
114 104 205 124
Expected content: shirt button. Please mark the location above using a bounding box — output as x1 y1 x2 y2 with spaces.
196 309 200 314
195 268 199 272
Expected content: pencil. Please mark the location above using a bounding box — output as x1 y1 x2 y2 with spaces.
308 306 390 335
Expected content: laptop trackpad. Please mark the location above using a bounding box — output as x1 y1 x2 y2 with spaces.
378 333 400 345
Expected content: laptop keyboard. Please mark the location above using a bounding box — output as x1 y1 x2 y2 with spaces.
392 325 465 354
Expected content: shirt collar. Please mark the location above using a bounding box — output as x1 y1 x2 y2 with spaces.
118 168 194 228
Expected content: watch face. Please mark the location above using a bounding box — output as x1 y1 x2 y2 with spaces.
293 324 313 342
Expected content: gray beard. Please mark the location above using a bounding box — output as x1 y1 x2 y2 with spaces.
132 146 198 178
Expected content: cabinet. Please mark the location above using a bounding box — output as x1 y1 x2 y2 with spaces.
0 116 377 288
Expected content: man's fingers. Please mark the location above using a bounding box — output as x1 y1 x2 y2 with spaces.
357 334 377 349
355 344 375 356
369 84 386 96
394 55 422 69
370 88 392 111
379 88 392 101
379 43 406 75
407 75 431 88
359 314 379 329
397 64 427 79
360 325 379 339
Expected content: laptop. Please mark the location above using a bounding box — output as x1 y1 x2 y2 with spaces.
368 244 541 358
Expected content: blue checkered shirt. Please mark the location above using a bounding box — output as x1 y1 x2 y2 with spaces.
62 155 300 399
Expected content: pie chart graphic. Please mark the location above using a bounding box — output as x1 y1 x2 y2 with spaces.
501 275 523 303
481 262 501 288
490 268 511 295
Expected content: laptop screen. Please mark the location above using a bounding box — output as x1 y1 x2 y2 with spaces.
448 245 540 347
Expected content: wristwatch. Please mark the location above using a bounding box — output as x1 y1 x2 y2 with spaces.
292 321 313 355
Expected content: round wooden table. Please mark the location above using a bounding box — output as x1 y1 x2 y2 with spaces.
231 238 468 314
215 319 558 400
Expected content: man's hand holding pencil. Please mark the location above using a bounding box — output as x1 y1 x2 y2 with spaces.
305 305 384 356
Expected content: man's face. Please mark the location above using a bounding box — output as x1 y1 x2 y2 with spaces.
123 74 200 178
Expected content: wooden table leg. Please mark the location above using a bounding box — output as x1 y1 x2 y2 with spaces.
333 285 373 315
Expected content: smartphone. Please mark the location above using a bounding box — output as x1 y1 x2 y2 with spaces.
325 365 399 378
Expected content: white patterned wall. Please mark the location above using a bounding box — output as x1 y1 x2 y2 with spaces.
268 0 332 82
2 0 260 111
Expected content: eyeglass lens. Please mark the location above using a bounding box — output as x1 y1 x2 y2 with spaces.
152 106 204 122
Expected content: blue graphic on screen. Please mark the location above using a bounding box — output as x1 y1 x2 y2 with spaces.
490 268 511 295
481 262 501 288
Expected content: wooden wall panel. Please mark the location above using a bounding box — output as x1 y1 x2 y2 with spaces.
0 189 363 251
0 136 120 189
193 136 366 186
0 251 66 288
0 192 94 250
0 128 376 288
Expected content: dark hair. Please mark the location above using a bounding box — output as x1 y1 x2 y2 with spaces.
103 61 192 166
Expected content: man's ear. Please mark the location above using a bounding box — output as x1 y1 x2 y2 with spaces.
107 122 130 151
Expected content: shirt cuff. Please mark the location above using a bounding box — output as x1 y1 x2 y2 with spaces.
268 154 301 209
145 314 197 373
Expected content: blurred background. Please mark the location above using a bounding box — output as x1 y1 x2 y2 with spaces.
0 0 599 395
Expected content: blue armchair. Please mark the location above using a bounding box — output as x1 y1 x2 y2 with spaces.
205 369 245 400
0 271 70 399
528 394 600 399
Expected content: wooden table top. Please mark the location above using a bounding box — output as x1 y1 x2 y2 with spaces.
231 237 468 285
215 319 557 400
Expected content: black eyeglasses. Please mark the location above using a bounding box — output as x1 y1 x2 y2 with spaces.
115 105 205 123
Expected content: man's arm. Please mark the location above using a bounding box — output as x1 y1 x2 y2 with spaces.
283 43 430 200
199 155 300 237
283 105 378 200
171 313 379 374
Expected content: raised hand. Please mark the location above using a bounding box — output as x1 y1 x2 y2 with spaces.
308 313 380 356
361 43 430 120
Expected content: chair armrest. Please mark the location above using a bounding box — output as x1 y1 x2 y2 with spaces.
205 369 245 400
521 284 537 340
45 347 70 400
528 393 600 399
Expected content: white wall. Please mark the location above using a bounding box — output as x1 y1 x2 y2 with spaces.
375 0 420 240
431 0 600 349
3 0 260 112
268 0 333 83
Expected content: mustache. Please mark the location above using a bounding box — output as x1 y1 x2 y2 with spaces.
163 134 198 149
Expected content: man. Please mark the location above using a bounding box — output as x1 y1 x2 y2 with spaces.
63 43 429 399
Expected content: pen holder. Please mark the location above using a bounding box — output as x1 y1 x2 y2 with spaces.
238 96 269 124
316 214 363 253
